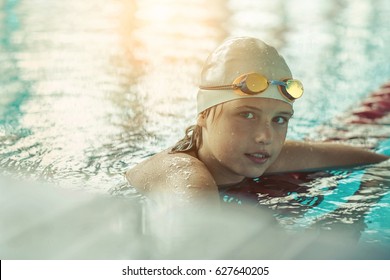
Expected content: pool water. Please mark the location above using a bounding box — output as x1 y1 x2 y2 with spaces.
1 0 390 258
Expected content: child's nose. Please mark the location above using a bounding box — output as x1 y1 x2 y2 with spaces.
254 122 273 144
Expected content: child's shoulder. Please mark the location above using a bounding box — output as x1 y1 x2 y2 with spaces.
125 149 216 194
133 149 205 173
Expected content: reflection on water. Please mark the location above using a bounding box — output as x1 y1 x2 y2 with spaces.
0 0 390 258
1 0 389 188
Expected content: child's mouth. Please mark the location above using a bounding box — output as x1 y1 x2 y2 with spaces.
245 152 270 164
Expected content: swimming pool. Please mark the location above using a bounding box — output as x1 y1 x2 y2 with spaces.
1 0 389 259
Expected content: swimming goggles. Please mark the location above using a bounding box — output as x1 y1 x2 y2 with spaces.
199 72 304 101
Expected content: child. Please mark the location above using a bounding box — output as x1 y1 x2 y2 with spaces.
126 37 388 205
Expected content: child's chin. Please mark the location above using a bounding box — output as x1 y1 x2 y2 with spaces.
243 169 267 179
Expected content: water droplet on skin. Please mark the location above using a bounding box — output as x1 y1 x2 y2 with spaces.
183 171 191 180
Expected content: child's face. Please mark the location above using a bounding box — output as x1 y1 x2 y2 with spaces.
199 98 293 184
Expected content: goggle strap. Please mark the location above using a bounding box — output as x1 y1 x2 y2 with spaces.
199 84 240 90
269 80 286 87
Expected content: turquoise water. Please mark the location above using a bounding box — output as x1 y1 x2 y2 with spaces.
1 0 390 258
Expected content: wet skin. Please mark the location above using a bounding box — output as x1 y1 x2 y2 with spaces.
197 98 294 186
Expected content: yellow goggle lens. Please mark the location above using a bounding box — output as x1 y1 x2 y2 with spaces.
284 79 304 99
242 73 268 94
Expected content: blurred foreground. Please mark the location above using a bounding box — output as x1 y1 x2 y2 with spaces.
1 177 389 260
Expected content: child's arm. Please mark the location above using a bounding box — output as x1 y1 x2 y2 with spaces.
266 141 389 173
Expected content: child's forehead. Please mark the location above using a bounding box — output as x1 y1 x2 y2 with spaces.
205 98 293 122
223 98 293 112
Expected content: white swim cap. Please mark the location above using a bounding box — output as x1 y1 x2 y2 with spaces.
197 37 301 114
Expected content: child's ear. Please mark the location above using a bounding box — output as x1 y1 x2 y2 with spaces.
197 112 207 127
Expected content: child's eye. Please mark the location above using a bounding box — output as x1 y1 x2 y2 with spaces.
273 116 289 125
240 112 255 119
